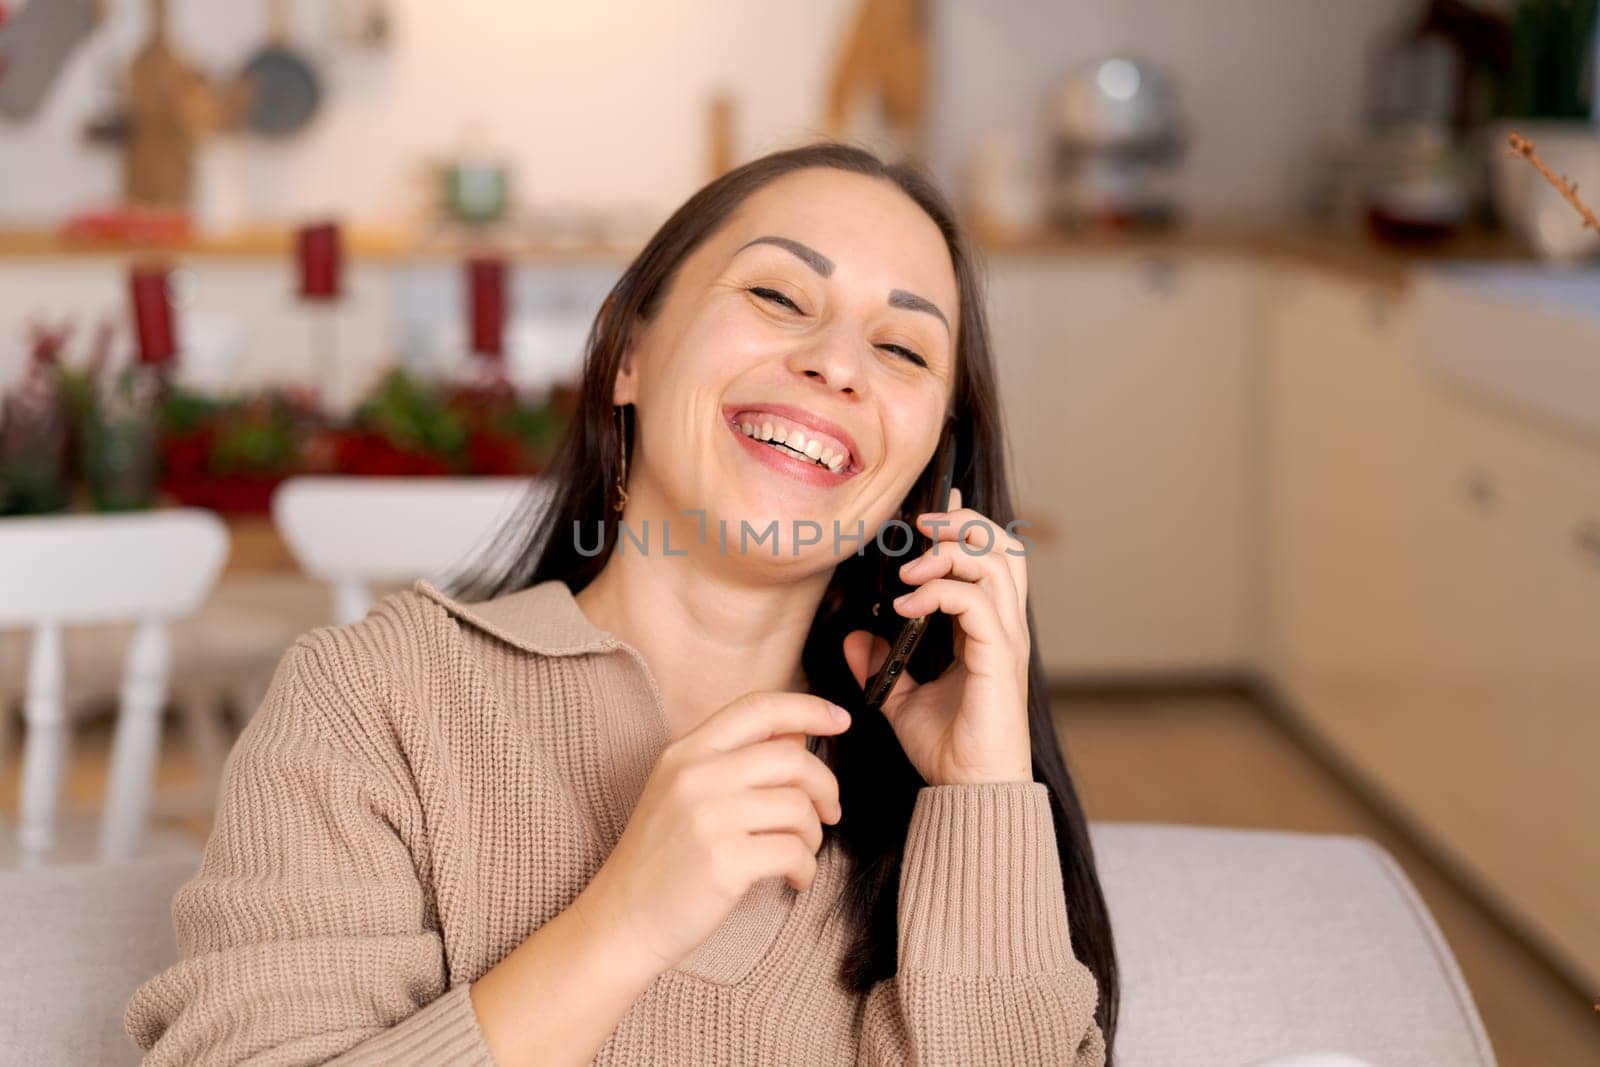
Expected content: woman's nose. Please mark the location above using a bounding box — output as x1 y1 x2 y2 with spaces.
783 329 865 395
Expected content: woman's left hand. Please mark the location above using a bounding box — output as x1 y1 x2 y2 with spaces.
843 488 1034 787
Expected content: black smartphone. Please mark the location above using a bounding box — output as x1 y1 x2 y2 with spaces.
863 427 958 712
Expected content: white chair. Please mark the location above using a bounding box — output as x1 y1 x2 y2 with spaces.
0 573 329 828
271 476 545 625
0 510 228 865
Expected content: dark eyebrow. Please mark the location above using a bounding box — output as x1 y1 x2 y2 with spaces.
737 235 834 276
888 289 950 338
735 234 951 339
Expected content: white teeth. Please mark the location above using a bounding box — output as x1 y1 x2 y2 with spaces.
735 414 851 473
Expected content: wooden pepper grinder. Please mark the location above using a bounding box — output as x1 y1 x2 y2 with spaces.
706 89 736 182
123 0 219 207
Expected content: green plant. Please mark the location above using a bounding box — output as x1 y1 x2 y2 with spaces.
356 368 469 458
209 403 300 474
159 385 222 438
1504 0 1598 119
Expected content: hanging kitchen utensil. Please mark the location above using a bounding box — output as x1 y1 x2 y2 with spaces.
238 0 321 137
124 0 214 207
824 0 929 165
0 0 100 121
82 44 132 145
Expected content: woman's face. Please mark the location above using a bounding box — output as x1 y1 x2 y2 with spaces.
614 167 959 571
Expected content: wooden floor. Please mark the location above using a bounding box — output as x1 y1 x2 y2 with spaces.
3 693 1597 1065
1056 692 1600 1067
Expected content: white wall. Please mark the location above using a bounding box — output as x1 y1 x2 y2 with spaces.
2 0 1422 229
929 0 1411 221
0 0 857 229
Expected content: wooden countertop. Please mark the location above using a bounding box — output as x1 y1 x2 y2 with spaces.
969 223 1535 291
0 223 1534 287
0 227 639 265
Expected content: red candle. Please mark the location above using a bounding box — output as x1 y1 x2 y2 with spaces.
467 256 508 358
297 221 342 301
129 266 177 366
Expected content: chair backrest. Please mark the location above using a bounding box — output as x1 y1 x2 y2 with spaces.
0 510 228 627
0 510 229 863
271 476 544 624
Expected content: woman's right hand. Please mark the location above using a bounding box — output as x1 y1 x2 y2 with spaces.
572 692 850 975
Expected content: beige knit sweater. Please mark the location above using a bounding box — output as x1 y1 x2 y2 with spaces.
125 578 1105 1065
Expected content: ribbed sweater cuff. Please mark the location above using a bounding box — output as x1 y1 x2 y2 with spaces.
897 781 1074 977
325 983 494 1066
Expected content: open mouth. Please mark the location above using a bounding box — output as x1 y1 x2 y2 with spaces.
727 410 856 474
723 403 864 486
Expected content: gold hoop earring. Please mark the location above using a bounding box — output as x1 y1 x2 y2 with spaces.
613 405 629 512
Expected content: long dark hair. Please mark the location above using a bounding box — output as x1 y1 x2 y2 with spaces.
455 141 1118 1055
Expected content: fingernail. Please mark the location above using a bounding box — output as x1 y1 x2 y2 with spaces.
830 703 851 723
893 592 912 607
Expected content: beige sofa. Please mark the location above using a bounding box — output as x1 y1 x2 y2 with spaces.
0 824 1494 1065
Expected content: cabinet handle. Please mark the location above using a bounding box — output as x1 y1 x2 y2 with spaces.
1139 257 1180 295
1573 519 1600 571
1461 468 1498 514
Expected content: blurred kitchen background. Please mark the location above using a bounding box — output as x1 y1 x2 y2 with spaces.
1 1 1597 1062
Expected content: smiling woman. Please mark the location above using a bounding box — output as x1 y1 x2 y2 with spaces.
123 142 1119 1066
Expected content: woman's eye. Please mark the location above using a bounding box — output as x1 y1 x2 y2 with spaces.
748 285 928 368
879 343 928 368
749 286 801 313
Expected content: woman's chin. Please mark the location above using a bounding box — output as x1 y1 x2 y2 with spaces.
671 503 858 573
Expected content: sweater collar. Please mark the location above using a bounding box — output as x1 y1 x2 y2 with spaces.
413 578 620 657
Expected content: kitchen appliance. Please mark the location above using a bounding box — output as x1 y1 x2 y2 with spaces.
1364 122 1473 243
1048 56 1186 229
1359 0 1511 243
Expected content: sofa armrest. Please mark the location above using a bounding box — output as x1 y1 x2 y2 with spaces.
0 849 201 1065
1090 823 1496 1066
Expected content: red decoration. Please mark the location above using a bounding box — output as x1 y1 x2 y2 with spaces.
328 430 456 476
60 206 192 246
467 256 507 358
296 221 342 301
129 266 177 366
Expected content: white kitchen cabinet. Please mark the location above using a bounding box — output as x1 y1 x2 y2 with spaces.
1260 265 1600 990
1259 269 1430 690
986 254 1255 677
1406 383 1600 988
